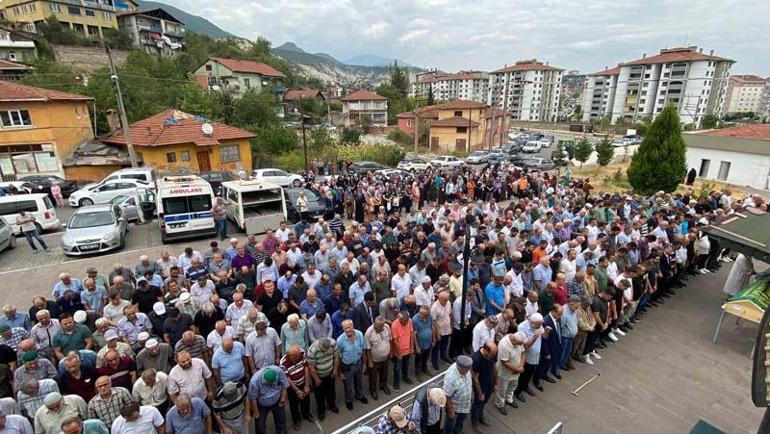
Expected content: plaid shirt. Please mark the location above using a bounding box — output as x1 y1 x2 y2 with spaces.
0 327 28 351
17 378 59 417
566 279 585 298
375 414 405 434
87 386 131 427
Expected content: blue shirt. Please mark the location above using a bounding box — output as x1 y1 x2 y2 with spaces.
0 313 30 331
518 320 542 365
484 282 505 316
165 397 210 434
348 282 371 306
412 313 433 350
212 342 246 383
51 279 83 298
299 299 325 318
277 275 296 299
336 329 364 365
532 264 552 290
80 286 108 311
247 366 289 406
331 310 353 339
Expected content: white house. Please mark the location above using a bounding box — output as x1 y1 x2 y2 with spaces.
684 124 770 190
340 89 388 127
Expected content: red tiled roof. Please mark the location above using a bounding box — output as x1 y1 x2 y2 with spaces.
493 60 563 74
622 47 733 66
430 117 479 128
730 75 767 85
0 59 30 71
101 109 256 147
396 105 440 119
283 88 325 101
589 66 621 76
209 57 286 78
340 89 387 101
0 81 92 102
696 124 770 140
435 100 487 110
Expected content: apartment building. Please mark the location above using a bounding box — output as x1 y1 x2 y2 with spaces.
193 57 286 99
0 0 119 39
487 59 563 122
583 46 734 126
340 89 388 127
117 8 184 57
582 66 621 122
412 70 489 103
724 74 767 115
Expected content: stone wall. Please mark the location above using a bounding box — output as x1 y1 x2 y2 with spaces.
52 45 130 73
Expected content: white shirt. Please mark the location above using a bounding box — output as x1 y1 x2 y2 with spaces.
275 227 292 243
167 358 212 400
301 270 321 290
190 280 215 305
0 414 32 434
525 300 539 318
559 259 577 280
390 273 412 300
471 321 495 352
111 405 164 434
413 284 435 308
206 326 236 351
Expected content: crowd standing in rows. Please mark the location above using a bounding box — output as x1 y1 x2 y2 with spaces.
0 159 763 434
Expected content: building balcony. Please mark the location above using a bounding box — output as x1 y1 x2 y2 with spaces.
62 0 115 12
137 23 162 32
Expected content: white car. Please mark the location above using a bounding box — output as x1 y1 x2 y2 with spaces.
538 137 553 148
522 141 542 153
397 156 431 172
68 179 151 207
465 151 490 165
429 156 464 168
252 168 304 187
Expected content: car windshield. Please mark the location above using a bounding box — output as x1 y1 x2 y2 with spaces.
288 189 319 202
69 211 115 229
109 195 128 205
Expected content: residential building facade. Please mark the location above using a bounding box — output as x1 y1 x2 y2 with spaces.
412 71 489 103
0 59 31 80
487 59 563 122
0 0 119 39
684 124 770 190
581 66 620 122
116 8 184 57
340 89 388 127
101 109 256 173
0 81 94 180
724 74 767 115
193 57 286 99
0 26 37 63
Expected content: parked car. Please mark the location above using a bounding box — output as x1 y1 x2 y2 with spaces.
347 161 390 175
69 179 151 207
522 141 542 153
252 168 304 187
0 217 16 253
397 156 431 172
284 188 328 223
0 193 60 234
103 167 157 185
520 157 556 171
429 156 464 168
17 175 79 197
61 204 128 256
537 136 554 148
109 195 139 222
375 168 412 178
487 150 510 163
465 151 490 165
199 171 235 196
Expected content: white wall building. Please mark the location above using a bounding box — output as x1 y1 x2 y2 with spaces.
582 66 620 122
582 46 734 127
487 60 563 122
412 71 489 103
724 74 767 115
340 89 388 127
684 124 770 190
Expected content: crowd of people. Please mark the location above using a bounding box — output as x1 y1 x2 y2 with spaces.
0 159 763 434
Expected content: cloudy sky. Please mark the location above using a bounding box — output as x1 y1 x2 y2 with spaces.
163 0 768 75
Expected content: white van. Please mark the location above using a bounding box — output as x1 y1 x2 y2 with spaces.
0 193 60 234
221 180 287 234
155 176 216 243
103 168 157 185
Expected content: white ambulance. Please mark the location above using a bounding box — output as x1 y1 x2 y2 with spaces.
221 179 287 234
155 175 217 243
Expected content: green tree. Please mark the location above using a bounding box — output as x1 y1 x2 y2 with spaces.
573 138 593 168
627 105 687 194
179 82 214 118
36 15 83 46
551 142 568 167
390 61 409 98
700 114 719 129
427 86 435 105
376 83 407 125
104 28 133 50
595 137 615 167
232 90 278 130
340 127 363 145
254 124 298 155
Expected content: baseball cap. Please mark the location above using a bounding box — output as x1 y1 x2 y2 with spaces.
153 302 166 315
388 405 408 428
104 329 118 341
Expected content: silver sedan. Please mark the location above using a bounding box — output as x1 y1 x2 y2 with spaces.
61 204 128 256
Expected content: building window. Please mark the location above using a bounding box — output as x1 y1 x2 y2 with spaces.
181 151 190 161
68 6 81 14
699 159 710 177
717 161 730 181
85 9 95 16
102 11 111 19
0 144 57 176
205 64 212 71
87 25 99 36
219 145 240 163
166 152 176 163
456 126 468 133
454 111 462 117
0 110 32 128
8 52 16 61
244 78 251 89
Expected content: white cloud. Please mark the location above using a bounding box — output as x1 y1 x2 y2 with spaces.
160 0 770 76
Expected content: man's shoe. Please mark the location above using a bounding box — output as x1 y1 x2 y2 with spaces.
625 323 635 330
346 401 353 411
415 373 423 382
615 328 627 337
608 332 619 342
330 406 340 414
515 393 527 403
318 412 325 421
403 377 413 385
370 391 379 401
584 355 594 365
359 397 368 405
294 422 301 431
479 418 491 426
543 376 556 384
619 325 630 333
525 388 536 396
506 400 519 409
533 383 544 391
554 373 562 380
497 406 508 416
562 365 572 371
590 351 602 360
305 414 316 422
566 361 576 370
382 385 392 395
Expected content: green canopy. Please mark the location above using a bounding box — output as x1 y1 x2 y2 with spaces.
704 211 770 263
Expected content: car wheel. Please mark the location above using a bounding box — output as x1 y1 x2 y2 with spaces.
7 235 15 250
79 198 93 207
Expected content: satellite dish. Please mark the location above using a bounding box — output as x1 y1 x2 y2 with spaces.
201 123 214 135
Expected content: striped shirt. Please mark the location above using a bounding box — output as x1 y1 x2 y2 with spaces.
17 378 58 417
174 335 207 360
306 340 335 378
280 350 307 387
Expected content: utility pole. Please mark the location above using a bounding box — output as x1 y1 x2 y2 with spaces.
500 75 511 148
106 44 138 168
301 115 309 173
413 112 419 154
467 109 473 153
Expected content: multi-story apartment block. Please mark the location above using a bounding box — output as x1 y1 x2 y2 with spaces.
340 89 388 127
724 75 766 115
411 69 445 97
487 60 563 122
412 71 489 103
0 26 37 63
0 0 119 40
117 8 184 57
583 46 734 126
582 66 621 122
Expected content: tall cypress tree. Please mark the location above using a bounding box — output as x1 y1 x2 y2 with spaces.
627 105 687 194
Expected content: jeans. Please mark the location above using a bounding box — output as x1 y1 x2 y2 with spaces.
23 229 47 251
216 219 228 239
431 335 450 369
415 345 431 374
470 392 490 423
256 402 287 434
559 337 574 369
443 412 467 434
392 355 410 388
341 361 364 403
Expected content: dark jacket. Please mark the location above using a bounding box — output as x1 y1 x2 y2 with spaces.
352 302 378 332
542 313 562 358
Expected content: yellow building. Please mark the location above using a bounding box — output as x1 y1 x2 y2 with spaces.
1 0 118 39
101 109 256 173
0 80 94 180
428 100 488 152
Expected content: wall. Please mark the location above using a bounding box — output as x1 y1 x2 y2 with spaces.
135 139 252 173
65 164 125 183
686 146 770 190
52 45 130 73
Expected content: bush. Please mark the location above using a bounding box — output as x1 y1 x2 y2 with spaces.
338 143 405 166
388 129 413 146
